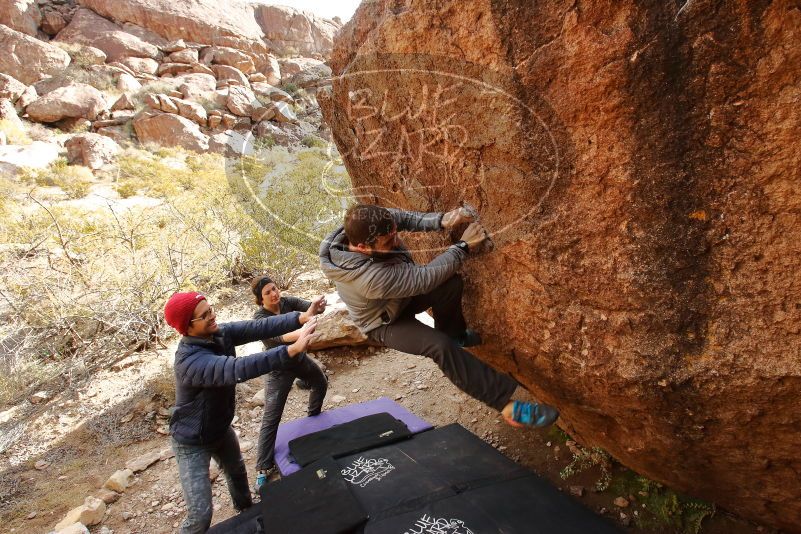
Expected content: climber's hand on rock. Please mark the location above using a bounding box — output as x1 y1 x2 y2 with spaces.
460 222 488 253
441 207 474 230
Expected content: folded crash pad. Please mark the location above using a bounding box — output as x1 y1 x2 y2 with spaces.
274 396 432 475
288 412 412 467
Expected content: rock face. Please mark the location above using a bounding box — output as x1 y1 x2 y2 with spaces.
320 1 801 531
0 0 42 36
78 0 271 69
56 8 160 62
0 24 71 85
252 4 340 56
26 83 107 123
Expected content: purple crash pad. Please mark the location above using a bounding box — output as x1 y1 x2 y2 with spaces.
274 397 433 476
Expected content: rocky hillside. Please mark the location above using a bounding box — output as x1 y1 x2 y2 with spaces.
0 0 340 165
320 0 801 532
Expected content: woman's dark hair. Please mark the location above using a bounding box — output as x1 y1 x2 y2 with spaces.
250 275 274 305
344 204 394 246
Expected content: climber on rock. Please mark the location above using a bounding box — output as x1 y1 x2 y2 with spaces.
163 291 318 534
319 203 559 429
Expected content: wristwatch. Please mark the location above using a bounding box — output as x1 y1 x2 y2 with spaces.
454 240 470 253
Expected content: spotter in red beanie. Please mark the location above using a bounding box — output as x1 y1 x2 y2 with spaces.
164 292 206 335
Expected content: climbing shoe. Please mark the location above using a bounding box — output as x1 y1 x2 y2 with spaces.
503 400 559 429
254 471 268 493
255 467 277 493
455 328 482 347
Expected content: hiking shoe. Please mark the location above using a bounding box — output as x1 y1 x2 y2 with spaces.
455 328 482 347
295 378 311 390
503 400 559 429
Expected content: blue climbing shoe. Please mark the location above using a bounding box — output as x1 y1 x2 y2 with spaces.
503 400 559 428
254 470 269 493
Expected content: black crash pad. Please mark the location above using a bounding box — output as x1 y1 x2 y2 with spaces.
336 444 456 521
260 456 368 534
207 503 262 534
288 412 412 467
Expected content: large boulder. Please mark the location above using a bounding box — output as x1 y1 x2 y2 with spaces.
320 1 801 531
118 56 159 76
0 0 42 36
252 4 340 56
0 141 60 174
26 83 107 123
77 0 271 69
56 8 160 62
0 24 71 85
226 85 259 117
207 46 255 74
132 111 209 152
65 133 120 169
176 72 217 100
0 74 26 103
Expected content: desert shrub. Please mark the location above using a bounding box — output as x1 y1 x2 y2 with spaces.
0 145 353 408
301 135 327 149
61 64 116 92
281 82 301 96
253 135 276 151
23 159 94 199
0 119 31 145
114 181 138 199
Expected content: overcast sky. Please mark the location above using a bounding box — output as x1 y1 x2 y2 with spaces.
273 0 363 21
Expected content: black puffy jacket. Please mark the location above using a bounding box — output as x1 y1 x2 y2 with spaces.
170 313 301 445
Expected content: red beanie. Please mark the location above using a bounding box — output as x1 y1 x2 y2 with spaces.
164 292 206 335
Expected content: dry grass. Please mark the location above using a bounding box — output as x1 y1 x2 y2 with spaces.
0 119 31 145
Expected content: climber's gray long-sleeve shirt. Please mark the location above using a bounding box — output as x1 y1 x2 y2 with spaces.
319 209 467 333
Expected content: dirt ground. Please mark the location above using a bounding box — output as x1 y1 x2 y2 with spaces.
0 277 778 534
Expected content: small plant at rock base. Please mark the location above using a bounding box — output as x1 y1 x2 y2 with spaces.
559 441 613 492
609 471 715 534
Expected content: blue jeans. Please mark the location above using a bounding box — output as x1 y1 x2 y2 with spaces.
172 426 253 534
256 354 327 471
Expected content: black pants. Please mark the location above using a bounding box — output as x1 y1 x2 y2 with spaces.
256 354 327 471
368 275 517 411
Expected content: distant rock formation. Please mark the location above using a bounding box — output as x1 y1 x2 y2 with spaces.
319 1 801 531
253 4 341 57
